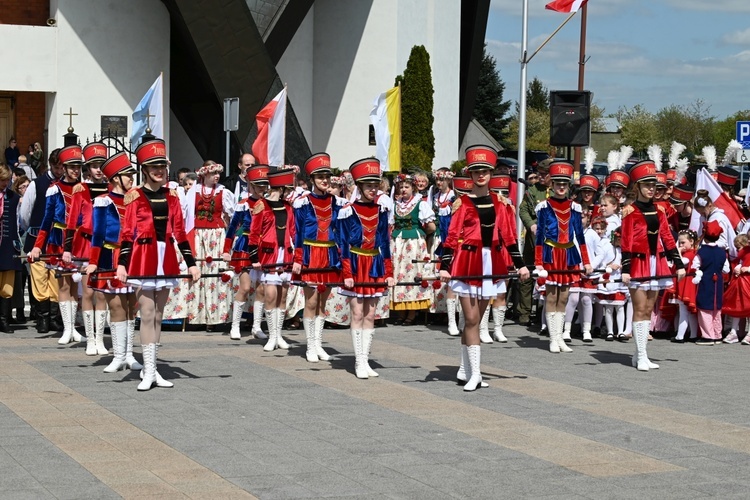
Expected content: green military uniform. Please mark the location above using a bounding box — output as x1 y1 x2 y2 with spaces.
517 181 549 324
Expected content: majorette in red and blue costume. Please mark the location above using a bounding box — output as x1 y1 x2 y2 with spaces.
64 142 109 262
33 144 82 262
293 153 347 284
534 161 591 287
224 164 270 272
89 152 136 293
335 158 393 298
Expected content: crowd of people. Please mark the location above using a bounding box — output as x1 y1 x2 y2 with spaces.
3 128 749 392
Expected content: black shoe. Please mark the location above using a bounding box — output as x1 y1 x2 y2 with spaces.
605 333 614 341
36 299 50 334
670 337 685 343
0 298 13 333
49 302 63 332
539 326 548 337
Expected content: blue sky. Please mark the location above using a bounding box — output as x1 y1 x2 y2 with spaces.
485 0 750 120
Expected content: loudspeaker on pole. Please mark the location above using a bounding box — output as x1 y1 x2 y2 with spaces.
549 91 591 147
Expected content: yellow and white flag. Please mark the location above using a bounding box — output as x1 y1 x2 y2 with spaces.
369 86 401 172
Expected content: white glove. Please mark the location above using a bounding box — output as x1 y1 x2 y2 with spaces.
535 269 548 279
179 260 188 272
605 266 613 274
692 270 703 285
734 264 742 274
682 257 689 265
71 272 83 283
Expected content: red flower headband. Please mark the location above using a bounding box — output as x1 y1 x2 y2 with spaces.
197 163 223 177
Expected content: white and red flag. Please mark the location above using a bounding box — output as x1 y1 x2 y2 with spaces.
545 0 588 13
252 86 287 166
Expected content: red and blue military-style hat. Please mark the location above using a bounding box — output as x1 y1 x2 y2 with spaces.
83 142 107 164
453 176 473 193
465 145 497 171
349 158 381 183
579 174 600 191
717 166 739 187
548 161 574 182
59 144 83 165
136 139 168 166
102 152 136 178
268 167 296 188
655 171 668 188
247 164 270 185
489 174 510 192
629 160 657 184
304 152 332 176
670 183 694 204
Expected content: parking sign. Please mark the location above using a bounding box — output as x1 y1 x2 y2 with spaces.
737 121 750 148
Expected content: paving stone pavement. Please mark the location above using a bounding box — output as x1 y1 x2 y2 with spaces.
1 319 750 499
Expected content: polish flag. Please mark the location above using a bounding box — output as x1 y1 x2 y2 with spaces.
545 0 588 13
690 167 742 257
252 87 287 166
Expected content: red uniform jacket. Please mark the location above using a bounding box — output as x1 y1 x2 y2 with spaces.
443 194 518 286
621 203 679 279
248 198 296 266
120 187 190 276
65 184 98 259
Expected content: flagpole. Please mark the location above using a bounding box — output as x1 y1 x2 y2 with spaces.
516 0 529 240
282 84 288 166
396 81 402 173
572 3 588 173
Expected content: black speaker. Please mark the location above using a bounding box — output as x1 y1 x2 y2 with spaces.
549 90 591 147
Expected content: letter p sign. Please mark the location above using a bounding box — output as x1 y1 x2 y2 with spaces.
737 121 750 148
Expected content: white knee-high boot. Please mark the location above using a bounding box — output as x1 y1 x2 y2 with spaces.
479 307 492 344
547 310 559 353
125 319 142 370
252 301 267 339
95 310 109 355
492 305 507 342
633 320 658 371
103 321 127 373
315 316 331 361
263 309 277 351
275 309 290 349
58 301 73 344
137 344 157 391
362 329 378 377
303 317 317 362
352 329 368 379
457 345 468 382
556 312 572 352
446 298 460 336
230 301 245 340
84 310 96 355
70 301 82 342
463 345 484 391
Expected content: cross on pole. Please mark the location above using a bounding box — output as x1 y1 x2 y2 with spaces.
64 107 78 132
145 112 155 133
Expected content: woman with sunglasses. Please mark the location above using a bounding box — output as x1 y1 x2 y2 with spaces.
620 161 685 371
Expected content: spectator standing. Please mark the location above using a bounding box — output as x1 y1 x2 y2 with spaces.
31 143 45 175
0 165 22 332
17 155 37 180
4 138 20 168
11 175 31 324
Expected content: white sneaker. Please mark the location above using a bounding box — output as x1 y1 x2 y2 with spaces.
723 331 739 344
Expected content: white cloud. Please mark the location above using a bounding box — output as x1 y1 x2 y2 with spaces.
723 28 750 46
665 0 750 12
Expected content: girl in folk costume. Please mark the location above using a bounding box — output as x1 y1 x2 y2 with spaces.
671 229 699 343
85 152 142 373
692 220 729 345
596 227 627 341
723 234 750 344
487 173 517 343
336 158 395 379
428 168 455 325
390 174 436 325
534 161 593 353
222 164 270 340
63 142 110 356
184 160 235 327
116 139 201 391
439 146 529 392
29 143 83 345
620 160 685 371
248 168 296 352
693 189 737 259
291 153 348 363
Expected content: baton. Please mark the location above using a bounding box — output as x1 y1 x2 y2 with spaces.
609 273 694 284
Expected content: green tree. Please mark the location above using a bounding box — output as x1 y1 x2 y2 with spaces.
589 102 606 133
399 45 435 166
527 77 549 113
504 107 550 151
615 104 658 157
473 44 512 145
714 110 750 150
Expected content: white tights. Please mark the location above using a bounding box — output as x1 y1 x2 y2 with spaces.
675 302 698 340
604 305 624 335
